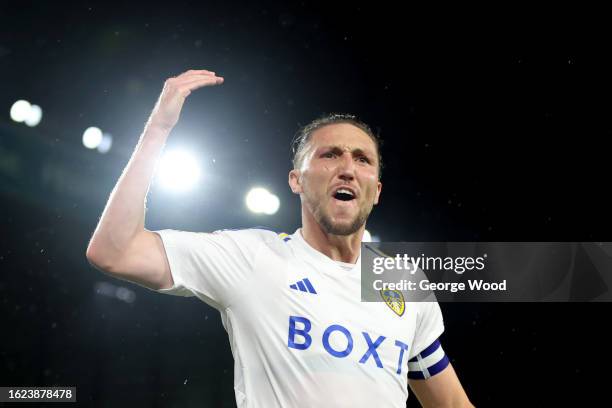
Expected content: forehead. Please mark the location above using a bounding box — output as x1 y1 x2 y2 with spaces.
308 123 377 153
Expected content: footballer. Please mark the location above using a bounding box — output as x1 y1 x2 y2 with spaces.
86 69 474 407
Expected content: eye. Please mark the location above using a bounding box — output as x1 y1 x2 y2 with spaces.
357 156 371 164
322 151 337 158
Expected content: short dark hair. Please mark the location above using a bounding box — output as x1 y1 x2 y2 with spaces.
291 113 383 179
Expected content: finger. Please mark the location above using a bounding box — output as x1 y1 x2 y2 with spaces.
173 72 221 86
179 69 217 78
163 76 222 95
178 76 224 93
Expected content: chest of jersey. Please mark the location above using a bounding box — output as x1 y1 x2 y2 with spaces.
231 243 419 379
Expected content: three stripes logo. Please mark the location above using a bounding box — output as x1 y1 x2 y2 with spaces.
289 278 317 294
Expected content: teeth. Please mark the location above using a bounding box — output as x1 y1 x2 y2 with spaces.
336 188 354 196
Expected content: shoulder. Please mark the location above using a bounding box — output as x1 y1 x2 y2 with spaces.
155 227 293 257
212 226 290 245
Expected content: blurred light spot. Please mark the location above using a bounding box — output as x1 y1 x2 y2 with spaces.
362 229 380 242
97 133 113 154
94 281 136 304
10 100 31 122
83 127 103 149
156 149 201 192
95 281 115 296
246 187 280 215
24 104 42 127
115 287 135 303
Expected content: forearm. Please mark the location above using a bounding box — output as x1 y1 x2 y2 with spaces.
86 124 169 266
86 69 223 273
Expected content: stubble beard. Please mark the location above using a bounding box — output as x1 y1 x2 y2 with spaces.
310 195 372 236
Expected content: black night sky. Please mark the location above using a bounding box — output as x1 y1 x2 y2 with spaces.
1 1 611 406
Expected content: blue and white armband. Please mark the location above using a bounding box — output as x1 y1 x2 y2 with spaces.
407 338 450 380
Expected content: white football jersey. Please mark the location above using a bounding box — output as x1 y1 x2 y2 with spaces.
153 227 447 407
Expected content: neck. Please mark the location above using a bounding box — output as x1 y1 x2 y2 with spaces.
301 209 363 264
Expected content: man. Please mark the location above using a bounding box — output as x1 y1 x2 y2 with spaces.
86 69 474 407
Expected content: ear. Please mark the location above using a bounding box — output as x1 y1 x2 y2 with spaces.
288 169 303 194
373 181 382 205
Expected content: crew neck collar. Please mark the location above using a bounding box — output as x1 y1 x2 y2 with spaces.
292 228 361 272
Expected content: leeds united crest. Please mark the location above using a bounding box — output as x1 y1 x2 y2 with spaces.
381 289 405 317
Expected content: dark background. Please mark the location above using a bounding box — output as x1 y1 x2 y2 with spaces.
1 1 610 406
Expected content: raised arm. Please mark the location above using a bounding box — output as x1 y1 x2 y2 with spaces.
85 69 224 290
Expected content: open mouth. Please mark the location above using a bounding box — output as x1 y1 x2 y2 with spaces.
333 188 356 202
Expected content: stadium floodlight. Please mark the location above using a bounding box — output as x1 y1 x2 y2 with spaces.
82 127 103 149
264 192 280 215
246 187 280 215
155 148 202 192
97 133 113 154
24 104 43 127
10 100 32 123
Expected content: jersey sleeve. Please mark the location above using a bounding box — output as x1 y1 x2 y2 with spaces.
151 228 276 309
407 337 450 380
409 301 445 361
407 301 447 379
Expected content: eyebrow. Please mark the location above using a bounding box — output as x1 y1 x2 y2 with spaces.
318 145 375 159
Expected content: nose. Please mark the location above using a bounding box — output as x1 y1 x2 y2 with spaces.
337 152 355 181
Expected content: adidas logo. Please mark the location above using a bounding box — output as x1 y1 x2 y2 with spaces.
289 278 317 294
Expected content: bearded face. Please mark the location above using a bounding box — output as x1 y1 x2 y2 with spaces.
289 123 382 236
